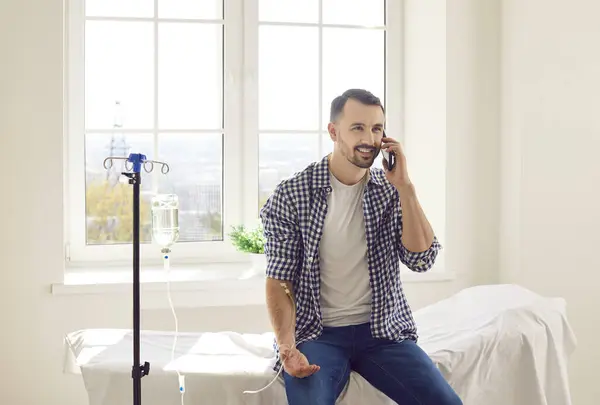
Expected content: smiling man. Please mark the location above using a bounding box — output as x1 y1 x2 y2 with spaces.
260 89 462 405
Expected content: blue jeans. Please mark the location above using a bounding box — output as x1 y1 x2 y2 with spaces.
283 323 462 405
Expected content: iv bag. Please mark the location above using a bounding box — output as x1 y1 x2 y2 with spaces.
151 194 180 248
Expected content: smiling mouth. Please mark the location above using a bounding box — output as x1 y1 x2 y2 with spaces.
356 147 375 153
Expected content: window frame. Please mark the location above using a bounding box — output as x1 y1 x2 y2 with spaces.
63 0 414 268
64 0 246 265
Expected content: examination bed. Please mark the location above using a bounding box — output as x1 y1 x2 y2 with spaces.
63 284 577 405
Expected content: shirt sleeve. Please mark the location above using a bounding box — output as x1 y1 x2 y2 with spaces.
396 204 443 273
259 184 302 282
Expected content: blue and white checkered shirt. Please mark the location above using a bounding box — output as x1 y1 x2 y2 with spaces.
259 155 442 372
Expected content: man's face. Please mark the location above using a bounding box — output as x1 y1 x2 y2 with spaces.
330 99 385 169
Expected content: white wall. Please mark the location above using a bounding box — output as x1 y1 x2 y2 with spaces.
447 0 501 286
0 1 500 404
500 1 600 404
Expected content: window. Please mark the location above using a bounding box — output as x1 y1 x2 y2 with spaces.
255 0 388 210
65 0 407 266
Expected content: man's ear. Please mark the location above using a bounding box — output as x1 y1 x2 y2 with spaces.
327 123 337 141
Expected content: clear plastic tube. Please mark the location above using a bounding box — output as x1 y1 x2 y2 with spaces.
243 282 296 394
164 249 185 405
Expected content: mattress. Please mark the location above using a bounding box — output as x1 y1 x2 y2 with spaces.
63 284 577 405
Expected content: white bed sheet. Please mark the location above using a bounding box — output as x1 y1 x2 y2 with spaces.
64 284 577 405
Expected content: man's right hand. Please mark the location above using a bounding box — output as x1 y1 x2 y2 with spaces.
280 345 320 378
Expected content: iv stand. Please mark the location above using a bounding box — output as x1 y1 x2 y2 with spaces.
103 153 170 405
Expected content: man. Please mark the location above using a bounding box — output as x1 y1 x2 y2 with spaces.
259 89 462 405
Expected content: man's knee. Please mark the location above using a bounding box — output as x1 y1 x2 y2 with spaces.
282 340 351 405
443 392 463 405
283 371 340 405
432 384 463 405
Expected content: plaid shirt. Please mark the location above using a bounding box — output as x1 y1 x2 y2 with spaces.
259 155 442 372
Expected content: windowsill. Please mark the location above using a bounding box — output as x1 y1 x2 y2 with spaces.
51 262 456 309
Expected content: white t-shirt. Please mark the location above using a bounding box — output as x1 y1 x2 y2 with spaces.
319 171 372 327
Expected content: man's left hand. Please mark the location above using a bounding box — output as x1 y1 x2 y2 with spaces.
381 136 412 190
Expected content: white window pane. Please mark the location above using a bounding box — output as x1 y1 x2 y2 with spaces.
259 133 320 208
85 21 154 130
157 133 223 242
158 23 223 130
158 0 223 20
85 133 154 245
322 0 385 26
85 0 154 18
320 132 383 170
259 26 319 131
322 28 385 128
259 0 319 23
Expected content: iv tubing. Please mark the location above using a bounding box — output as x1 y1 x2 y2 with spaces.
164 249 185 405
243 282 296 394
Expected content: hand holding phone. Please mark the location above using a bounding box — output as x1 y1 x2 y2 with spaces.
381 149 395 171
381 131 396 171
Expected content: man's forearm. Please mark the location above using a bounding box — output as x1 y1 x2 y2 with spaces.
265 278 296 348
397 183 435 252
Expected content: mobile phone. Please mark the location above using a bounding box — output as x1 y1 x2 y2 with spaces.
381 131 395 171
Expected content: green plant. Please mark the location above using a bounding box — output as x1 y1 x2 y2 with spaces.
228 224 265 254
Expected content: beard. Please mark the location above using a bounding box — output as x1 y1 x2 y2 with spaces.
346 144 381 169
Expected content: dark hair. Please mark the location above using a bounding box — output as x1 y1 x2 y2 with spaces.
329 89 384 122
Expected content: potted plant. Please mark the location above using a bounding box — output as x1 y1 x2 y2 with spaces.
228 224 266 273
